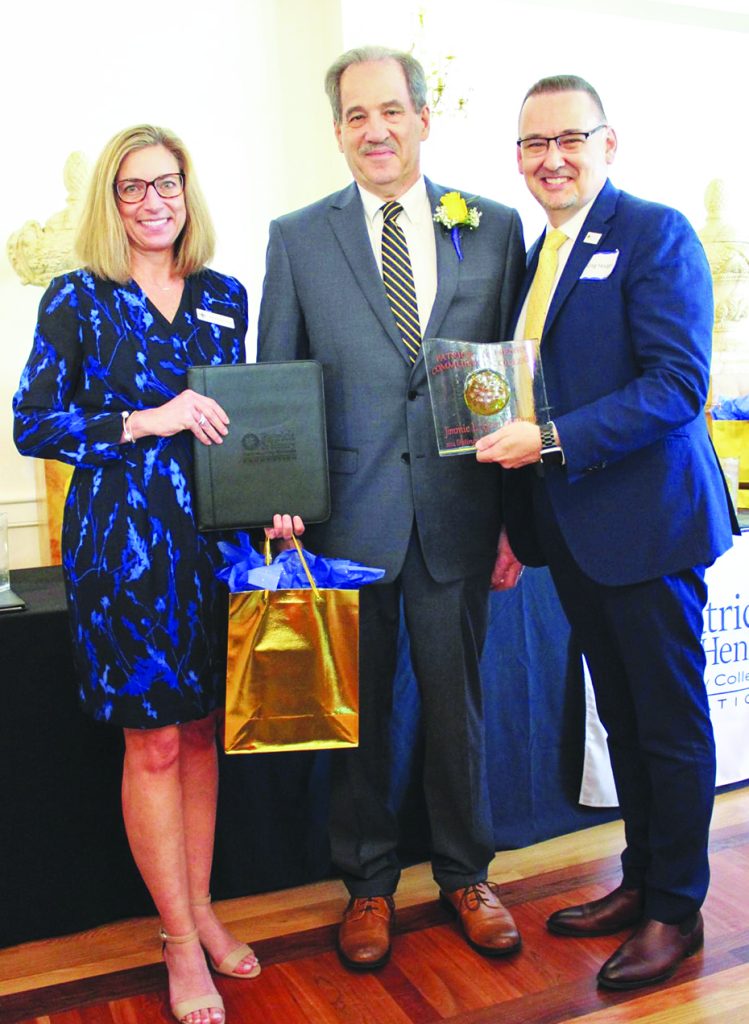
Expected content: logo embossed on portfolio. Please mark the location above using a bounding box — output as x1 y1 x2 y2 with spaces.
241 428 297 463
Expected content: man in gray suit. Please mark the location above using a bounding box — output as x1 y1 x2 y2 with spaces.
258 45 525 970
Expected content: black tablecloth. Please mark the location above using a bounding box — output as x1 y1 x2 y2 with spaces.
1 565 616 948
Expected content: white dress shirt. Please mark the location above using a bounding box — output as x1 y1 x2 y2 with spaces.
358 177 437 338
515 194 599 342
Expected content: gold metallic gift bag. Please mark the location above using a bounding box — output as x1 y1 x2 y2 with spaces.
224 538 359 753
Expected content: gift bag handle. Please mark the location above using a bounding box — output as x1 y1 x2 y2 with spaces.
263 534 322 600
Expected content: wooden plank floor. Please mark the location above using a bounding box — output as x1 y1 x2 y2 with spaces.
1 788 747 1023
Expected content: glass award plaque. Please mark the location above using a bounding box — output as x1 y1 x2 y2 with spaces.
423 338 550 456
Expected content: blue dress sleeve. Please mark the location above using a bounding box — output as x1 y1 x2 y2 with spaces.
13 274 126 467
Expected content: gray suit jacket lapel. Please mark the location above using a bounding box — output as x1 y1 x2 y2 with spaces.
327 184 407 358
327 179 461 365
424 178 459 344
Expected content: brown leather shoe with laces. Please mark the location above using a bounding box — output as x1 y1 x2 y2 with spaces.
337 895 395 971
440 882 521 956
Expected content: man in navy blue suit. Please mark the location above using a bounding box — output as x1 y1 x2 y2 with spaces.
477 75 738 990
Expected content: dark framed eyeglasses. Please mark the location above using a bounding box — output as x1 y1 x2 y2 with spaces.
114 172 185 203
517 124 607 157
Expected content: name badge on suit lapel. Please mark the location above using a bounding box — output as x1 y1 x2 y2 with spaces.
580 250 619 281
196 308 235 329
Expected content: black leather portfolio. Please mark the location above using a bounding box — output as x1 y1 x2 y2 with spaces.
188 360 330 530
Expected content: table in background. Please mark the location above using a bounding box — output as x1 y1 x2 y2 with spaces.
1 565 617 949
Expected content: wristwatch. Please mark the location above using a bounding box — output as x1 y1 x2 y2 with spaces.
539 421 564 467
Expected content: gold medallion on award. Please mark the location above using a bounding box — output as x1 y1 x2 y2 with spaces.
423 339 549 456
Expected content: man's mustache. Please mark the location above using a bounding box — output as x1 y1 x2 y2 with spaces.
359 142 397 155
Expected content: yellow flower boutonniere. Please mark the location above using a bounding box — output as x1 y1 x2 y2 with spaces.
433 191 482 261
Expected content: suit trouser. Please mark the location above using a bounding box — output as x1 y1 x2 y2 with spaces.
533 480 715 922
329 526 496 897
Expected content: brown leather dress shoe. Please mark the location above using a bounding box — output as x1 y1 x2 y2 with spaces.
547 885 644 936
337 895 395 971
597 913 704 990
440 882 521 956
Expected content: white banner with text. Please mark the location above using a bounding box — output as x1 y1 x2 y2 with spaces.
580 530 749 806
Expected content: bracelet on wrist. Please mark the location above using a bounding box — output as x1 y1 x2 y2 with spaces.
121 410 135 444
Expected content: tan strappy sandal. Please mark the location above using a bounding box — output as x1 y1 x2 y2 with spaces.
191 894 261 978
160 926 225 1023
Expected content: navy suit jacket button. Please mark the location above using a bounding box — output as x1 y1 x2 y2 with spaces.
401 452 411 464
408 390 418 401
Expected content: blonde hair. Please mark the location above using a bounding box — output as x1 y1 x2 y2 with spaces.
75 124 216 283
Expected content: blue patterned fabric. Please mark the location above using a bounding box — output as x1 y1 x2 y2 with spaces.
13 268 248 728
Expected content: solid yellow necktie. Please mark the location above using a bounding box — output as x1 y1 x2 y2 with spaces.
523 228 567 341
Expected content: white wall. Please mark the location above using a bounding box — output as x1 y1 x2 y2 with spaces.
3 0 748 567
342 0 749 242
1 0 344 567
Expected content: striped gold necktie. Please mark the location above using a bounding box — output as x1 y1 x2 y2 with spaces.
523 228 567 341
381 201 421 362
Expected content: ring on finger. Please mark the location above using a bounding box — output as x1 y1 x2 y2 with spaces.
198 413 206 427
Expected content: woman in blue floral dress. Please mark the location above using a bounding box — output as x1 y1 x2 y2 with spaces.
13 125 302 1024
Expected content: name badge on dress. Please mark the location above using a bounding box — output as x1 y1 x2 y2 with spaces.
580 250 619 281
196 308 235 329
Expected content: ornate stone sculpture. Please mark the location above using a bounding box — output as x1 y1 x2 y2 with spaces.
7 151 89 285
7 153 89 563
699 179 749 400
